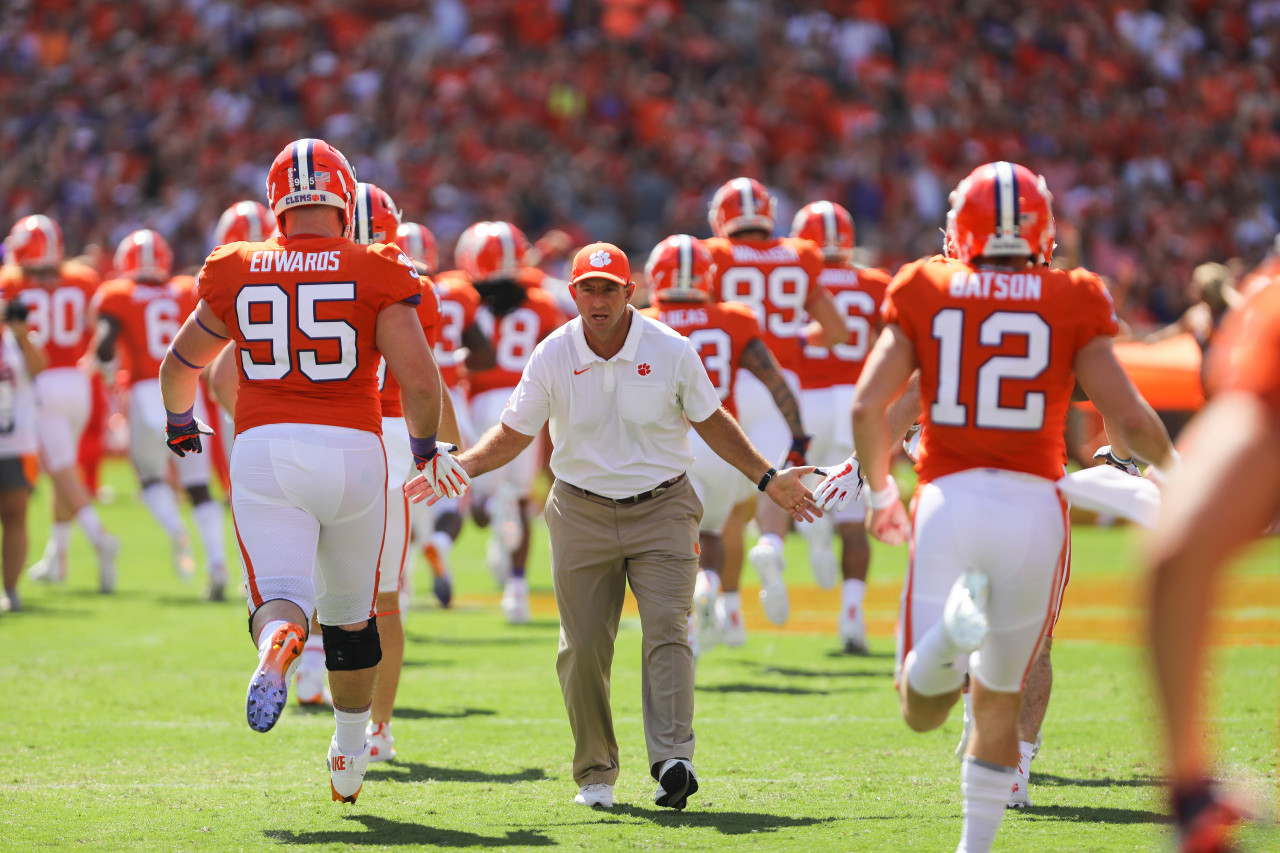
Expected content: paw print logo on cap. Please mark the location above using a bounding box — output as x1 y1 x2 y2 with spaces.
590 250 611 267
637 363 651 376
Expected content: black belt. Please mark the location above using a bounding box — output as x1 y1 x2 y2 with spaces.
566 474 685 505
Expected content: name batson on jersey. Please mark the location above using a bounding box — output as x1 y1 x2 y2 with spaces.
948 270 1044 301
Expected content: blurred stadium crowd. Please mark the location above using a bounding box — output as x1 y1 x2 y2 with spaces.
2 0 1280 327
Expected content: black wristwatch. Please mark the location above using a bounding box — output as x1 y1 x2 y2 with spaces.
757 467 777 492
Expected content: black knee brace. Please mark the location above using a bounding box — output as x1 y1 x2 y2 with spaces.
321 617 382 671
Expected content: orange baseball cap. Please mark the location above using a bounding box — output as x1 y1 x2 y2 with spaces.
571 242 631 286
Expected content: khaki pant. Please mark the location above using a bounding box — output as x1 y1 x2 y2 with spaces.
545 475 702 786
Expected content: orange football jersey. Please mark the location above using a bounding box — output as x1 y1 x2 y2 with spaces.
884 256 1119 484
1 262 100 368
1217 282 1280 416
642 299 761 417
706 235 826 373
197 235 421 435
467 286 565 397
93 275 198 382
433 270 482 389
379 278 440 419
798 264 890 389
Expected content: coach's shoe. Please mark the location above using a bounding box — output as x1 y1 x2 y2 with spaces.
96 535 120 594
802 516 838 590
574 783 614 808
366 721 396 763
839 604 868 655
943 572 989 653
245 623 306 732
714 597 747 647
749 541 789 625
502 576 530 624
28 551 67 584
328 737 370 803
654 758 698 810
172 530 196 583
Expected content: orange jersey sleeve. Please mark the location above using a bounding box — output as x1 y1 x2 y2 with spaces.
433 272 481 388
379 276 441 419
467 287 565 397
885 258 1119 484
6 262 100 368
198 236 421 435
1217 283 1280 416
707 236 824 373
646 299 760 417
798 265 890 389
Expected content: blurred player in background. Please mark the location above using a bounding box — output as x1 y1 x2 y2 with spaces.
91 229 228 598
459 220 565 623
790 201 890 654
817 162 1175 852
641 234 805 653
2 215 118 591
706 178 845 628
0 295 46 612
160 138 467 803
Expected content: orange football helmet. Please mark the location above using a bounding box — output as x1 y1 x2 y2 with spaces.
214 200 276 246
352 182 402 245
459 221 529 282
114 229 173 282
264 138 357 238
645 235 715 302
5 215 63 268
791 201 855 263
948 161 1055 265
395 222 438 274
708 177 776 238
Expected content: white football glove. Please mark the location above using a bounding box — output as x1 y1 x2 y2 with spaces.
415 442 471 499
1093 445 1140 477
813 456 864 512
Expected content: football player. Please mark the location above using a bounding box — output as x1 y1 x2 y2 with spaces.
91 229 229 597
705 178 846 628
816 162 1175 852
2 215 119 591
641 234 806 652
159 138 467 803
790 201 891 654
458 221 565 623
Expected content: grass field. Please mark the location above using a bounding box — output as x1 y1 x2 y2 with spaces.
1 459 1277 852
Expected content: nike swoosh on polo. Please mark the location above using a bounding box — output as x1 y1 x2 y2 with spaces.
574 368 591 375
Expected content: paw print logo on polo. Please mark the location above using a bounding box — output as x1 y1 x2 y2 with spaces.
637 363 651 376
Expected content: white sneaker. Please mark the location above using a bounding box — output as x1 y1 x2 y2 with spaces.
942 572 989 653
574 782 613 808
802 517 838 590
1008 767 1032 809
714 597 747 648
94 535 120 594
328 737 370 803
748 541 789 625
486 536 511 587
173 530 196 582
502 576 530 624
295 663 332 707
692 571 721 654
366 721 396 762
838 604 868 655
28 551 67 584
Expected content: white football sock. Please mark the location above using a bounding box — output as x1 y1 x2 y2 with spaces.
299 629 325 669
959 757 1015 853
141 483 185 538
721 590 742 611
51 521 73 556
1016 739 1037 781
841 578 867 612
430 530 454 559
758 532 784 555
256 619 290 652
334 706 371 755
192 500 227 568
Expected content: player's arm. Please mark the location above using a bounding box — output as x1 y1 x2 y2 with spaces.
800 286 849 347
886 371 922 442
739 336 805 437
437 362 461 446
159 301 229 456
204 341 239 419
1142 306 1194 343
1074 334 1176 475
378 302 442 445
690 407 820 522
461 321 496 371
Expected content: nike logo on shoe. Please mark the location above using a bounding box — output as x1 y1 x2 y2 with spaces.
574 368 591 375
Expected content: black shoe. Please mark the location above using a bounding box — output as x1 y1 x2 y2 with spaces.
654 758 698 810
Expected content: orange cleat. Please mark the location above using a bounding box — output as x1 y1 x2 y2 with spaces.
245 623 306 733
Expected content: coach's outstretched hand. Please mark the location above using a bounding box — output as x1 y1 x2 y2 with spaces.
406 443 471 504
764 466 823 523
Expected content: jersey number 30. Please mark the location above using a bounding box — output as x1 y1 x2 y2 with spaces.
236 283 357 382
930 309 1050 430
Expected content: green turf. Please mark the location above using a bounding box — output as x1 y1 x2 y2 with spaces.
1 460 1276 851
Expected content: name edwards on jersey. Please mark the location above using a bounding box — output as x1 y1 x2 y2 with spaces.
948 269 1044 301
248 249 343 273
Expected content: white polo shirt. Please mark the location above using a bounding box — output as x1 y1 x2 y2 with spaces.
501 305 722 499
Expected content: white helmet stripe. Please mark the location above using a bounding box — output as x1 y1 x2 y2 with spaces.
36 217 59 265
498 223 516 272
819 201 837 248
678 234 692 288
995 161 1017 236
140 231 155 271
734 178 755 218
